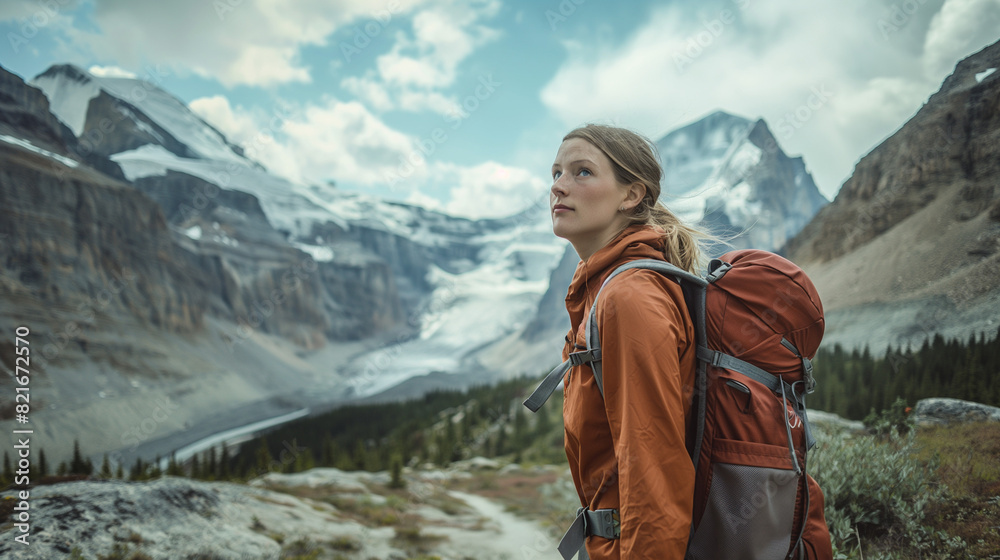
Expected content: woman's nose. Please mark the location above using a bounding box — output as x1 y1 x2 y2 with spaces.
551 175 568 197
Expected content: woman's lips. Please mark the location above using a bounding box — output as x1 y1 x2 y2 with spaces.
553 204 573 213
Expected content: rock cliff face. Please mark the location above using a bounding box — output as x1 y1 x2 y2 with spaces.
785 40 1000 350
0 64 412 468
0 65 76 153
0 133 206 337
0 62 562 466
787 44 1000 263
0 65 124 180
132 170 401 343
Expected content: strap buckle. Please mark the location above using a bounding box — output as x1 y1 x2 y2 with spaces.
569 348 602 366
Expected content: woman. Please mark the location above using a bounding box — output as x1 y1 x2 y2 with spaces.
550 124 703 558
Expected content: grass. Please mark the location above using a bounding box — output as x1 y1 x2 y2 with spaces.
915 422 1000 558
808 415 1000 559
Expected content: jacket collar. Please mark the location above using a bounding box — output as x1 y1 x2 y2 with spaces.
565 225 666 320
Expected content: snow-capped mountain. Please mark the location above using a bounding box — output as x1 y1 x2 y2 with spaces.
1 62 836 466
33 64 253 164
655 110 828 252
28 63 562 398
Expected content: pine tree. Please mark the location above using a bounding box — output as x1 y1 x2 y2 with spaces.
220 443 231 479
131 457 145 481
1 451 12 486
389 453 405 489
190 452 201 479
167 453 183 477
294 446 315 473
207 446 217 480
38 448 48 478
115 462 124 480
70 440 86 475
99 454 112 479
256 438 273 475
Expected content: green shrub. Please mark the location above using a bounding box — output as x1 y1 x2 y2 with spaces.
863 397 912 436
810 426 966 558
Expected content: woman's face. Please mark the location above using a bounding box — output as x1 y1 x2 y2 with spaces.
550 137 631 260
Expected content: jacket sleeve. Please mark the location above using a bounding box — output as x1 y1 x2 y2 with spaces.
596 269 695 558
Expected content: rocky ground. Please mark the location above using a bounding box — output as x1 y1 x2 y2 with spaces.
0 459 566 560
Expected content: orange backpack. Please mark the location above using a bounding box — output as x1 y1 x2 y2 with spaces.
524 249 833 559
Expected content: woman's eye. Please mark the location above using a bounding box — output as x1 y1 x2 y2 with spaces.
553 170 562 180
579 168 592 177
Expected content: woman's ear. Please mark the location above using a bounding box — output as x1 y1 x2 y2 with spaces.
623 182 646 211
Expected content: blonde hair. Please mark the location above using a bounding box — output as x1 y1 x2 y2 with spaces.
563 124 707 274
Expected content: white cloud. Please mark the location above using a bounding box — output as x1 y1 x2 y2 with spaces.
377 1 501 89
340 0 501 116
397 89 462 115
72 0 430 87
189 95 261 143
923 0 1000 80
539 0 997 197
188 92 543 219
0 0 76 22
88 64 136 78
437 161 548 219
274 99 418 186
404 189 445 211
340 76 394 111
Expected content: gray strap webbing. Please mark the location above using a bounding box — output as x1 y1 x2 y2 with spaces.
699 346 819 465
558 507 620 560
696 347 787 395
523 359 571 412
781 337 816 393
583 259 708 400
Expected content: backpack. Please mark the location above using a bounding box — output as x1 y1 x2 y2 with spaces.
523 249 834 560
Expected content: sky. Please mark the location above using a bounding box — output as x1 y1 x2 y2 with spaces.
1 0 999 219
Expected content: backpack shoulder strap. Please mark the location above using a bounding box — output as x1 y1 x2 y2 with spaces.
583 259 708 399
522 259 709 412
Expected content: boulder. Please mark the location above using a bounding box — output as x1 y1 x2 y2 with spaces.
911 397 1000 426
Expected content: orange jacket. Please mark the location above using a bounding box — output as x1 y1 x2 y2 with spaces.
561 224 697 559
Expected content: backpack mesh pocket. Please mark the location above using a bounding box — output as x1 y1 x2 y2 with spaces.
687 441 800 560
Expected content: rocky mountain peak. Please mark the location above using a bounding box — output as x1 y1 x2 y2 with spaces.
31 63 255 166
782 39 1000 352
787 39 1000 264
34 63 93 85
655 110 827 252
